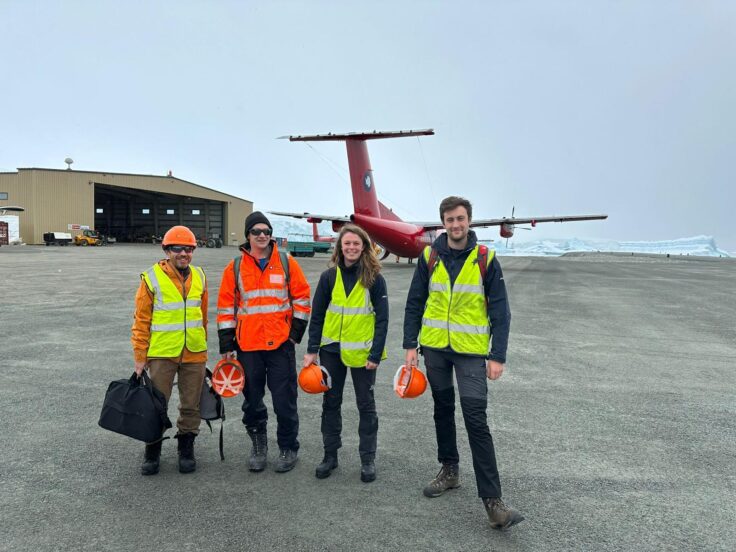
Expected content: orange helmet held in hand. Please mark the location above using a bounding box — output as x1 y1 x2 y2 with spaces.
211 359 246 397
162 225 197 247
298 363 332 394
393 364 427 399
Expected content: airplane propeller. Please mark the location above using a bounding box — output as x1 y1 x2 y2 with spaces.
504 206 531 248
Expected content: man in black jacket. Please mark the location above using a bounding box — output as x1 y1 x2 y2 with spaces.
403 196 524 530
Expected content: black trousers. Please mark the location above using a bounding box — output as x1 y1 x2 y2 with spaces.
319 350 378 463
238 340 299 452
423 348 502 498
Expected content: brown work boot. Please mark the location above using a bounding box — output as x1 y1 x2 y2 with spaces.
482 497 525 530
423 463 460 498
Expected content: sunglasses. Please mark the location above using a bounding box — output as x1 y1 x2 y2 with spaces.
249 228 272 236
168 245 195 254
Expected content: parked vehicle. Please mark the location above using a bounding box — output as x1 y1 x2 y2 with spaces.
286 239 316 257
197 234 223 248
74 229 103 246
289 233 331 254
43 232 73 246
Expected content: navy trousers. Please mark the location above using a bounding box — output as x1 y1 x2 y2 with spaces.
423 347 502 498
238 340 299 452
319 350 378 462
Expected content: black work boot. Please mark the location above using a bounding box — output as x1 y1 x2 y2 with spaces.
315 452 338 479
423 463 460 497
247 430 268 472
141 440 162 476
274 449 298 473
360 460 376 483
176 433 197 474
482 497 525 530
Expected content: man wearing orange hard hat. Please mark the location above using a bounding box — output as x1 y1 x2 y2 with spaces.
131 225 208 476
403 197 524 530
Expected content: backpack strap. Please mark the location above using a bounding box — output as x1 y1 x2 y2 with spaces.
279 250 290 287
427 246 440 281
279 250 293 310
477 245 489 281
204 418 225 462
203 369 226 461
233 256 242 317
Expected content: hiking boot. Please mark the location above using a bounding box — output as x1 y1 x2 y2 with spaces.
274 449 298 473
248 431 268 472
423 463 460 498
360 460 376 483
176 433 197 474
482 497 525 530
141 440 162 476
315 453 338 479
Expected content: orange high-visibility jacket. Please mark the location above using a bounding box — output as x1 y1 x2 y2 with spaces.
217 243 311 351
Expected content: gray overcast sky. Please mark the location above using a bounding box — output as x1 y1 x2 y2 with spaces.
2 1 734 250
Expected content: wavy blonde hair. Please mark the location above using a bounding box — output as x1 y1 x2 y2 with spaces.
330 224 382 288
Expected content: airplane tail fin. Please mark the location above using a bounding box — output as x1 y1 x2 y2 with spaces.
287 129 434 220
377 200 402 222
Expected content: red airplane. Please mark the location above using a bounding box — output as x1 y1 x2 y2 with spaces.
312 222 335 244
271 129 607 259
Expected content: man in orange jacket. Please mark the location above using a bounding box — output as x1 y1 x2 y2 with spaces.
131 225 208 476
217 212 311 473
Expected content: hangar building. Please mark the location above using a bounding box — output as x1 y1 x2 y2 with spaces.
0 168 252 246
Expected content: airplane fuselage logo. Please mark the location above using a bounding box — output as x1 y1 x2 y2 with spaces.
363 171 373 192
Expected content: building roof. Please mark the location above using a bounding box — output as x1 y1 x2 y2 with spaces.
9 167 251 203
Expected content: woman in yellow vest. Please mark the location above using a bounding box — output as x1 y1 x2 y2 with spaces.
302 224 388 483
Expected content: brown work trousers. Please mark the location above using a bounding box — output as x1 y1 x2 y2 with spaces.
147 359 205 435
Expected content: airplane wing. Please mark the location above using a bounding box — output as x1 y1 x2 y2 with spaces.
268 211 351 224
412 214 608 231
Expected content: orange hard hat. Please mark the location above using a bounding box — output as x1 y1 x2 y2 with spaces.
393 364 427 399
298 363 332 394
162 225 197 247
211 359 246 398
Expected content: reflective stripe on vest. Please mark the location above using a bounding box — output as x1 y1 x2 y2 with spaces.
142 264 207 357
419 246 493 355
321 267 387 367
235 263 291 316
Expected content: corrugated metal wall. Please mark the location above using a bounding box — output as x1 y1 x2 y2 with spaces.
0 169 252 245
0 171 36 242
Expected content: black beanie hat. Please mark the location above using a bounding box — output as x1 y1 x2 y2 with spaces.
245 211 273 237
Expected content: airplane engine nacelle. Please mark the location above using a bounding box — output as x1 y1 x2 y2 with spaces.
332 221 346 233
500 224 514 239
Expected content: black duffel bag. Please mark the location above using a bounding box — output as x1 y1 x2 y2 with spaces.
99 371 172 443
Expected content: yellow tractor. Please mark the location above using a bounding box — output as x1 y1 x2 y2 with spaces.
74 229 103 246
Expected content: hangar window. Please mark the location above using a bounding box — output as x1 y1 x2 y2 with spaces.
141 209 150 215
192 209 200 215
96 208 104 214
166 209 175 215
0 192 7 200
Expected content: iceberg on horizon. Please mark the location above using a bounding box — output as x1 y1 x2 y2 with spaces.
488 235 731 258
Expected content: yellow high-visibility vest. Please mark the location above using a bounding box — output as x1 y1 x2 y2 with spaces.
142 264 207 357
419 246 493 355
321 267 387 367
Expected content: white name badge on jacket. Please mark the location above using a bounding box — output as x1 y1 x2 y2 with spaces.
270 274 284 284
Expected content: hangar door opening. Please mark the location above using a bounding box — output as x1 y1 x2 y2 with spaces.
94 183 225 243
